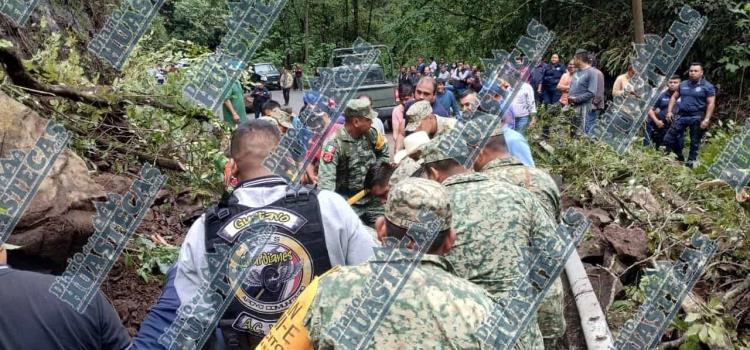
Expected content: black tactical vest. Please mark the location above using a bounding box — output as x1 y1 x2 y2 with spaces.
203 178 331 349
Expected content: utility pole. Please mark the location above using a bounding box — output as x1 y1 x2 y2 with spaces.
631 0 645 43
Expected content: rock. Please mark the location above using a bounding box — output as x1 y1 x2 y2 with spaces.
583 207 613 226
585 265 623 313
601 224 650 262
627 185 662 215
1 91 105 263
577 224 606 262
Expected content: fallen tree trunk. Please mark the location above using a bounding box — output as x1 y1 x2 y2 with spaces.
565 250 614 349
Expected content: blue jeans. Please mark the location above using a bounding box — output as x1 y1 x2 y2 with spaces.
541 86 561 105
515 115 529 134
664 115 705 164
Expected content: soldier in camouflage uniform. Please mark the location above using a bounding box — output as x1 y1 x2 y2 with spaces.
405 100 457 138
258 178 500 349
318 98 390 226
474 125 567 348
418 135 557 350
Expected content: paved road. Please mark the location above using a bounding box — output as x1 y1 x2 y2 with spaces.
270 88 305 114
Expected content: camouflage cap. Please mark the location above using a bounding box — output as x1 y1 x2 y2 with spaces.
388 157 422 189
268 108 293 129
344 98 376 119
405 100 433 132
419 133 469 165
385 177 451 231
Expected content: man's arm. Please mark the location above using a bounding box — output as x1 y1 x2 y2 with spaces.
667 90 680 123
317 140 339 191
701 95 716 129
392 108 404 151
224 100 239 122
647 108 664 128
94 289 132 350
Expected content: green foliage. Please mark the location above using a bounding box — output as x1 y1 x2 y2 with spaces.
123 236 178 283
530 108 750 346
165 0 229 48
676 298 735 349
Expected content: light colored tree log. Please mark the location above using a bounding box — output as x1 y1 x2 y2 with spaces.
565 250 614 349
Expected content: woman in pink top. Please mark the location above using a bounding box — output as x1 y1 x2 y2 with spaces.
557 60 576 105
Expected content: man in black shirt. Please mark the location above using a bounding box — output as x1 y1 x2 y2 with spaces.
0 243 131 350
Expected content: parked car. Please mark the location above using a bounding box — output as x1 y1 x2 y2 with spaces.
315 45 398 130
248 63 281 90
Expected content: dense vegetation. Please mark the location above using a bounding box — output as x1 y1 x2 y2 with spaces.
0 0 749 348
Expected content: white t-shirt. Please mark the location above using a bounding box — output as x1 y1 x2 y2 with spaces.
509 82 538 117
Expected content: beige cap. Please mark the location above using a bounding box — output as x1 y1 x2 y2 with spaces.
405 101 433 132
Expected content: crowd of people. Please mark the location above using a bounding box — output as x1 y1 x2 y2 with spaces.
0 49 717 350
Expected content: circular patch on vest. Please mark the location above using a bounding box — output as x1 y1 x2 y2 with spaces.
228 233 313 315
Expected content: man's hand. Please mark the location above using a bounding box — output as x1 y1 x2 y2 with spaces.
232 112 240 123
666 112 673 123
655 119 665 129
700 118 710 129
529 117 537 129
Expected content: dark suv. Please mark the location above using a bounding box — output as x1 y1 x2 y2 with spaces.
248 63 280 90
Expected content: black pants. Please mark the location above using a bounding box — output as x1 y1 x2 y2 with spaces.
282 88 290 105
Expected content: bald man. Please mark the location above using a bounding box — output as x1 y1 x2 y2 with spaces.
134 119 376 349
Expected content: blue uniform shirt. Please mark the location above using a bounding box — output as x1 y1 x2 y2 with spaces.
542 63 564 87
677 78 715 115
653 90 679 119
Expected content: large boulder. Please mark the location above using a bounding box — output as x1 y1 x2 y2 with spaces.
1 92 105 263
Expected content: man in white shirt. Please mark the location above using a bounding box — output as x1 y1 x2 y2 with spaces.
508 81 538 134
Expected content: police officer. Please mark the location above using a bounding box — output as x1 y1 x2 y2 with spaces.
258 178 499 349
664 63 717 167
645 75 681 148
539 53 564 105
419 134 557 349
473 125 566 348
133 119 376 349
318 98 390 226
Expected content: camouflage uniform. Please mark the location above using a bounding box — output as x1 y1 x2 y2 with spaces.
420 137 555 350
388 157 421 189
405 100 456 137
480 156 566 346
259 178 499 349
318 99 389 226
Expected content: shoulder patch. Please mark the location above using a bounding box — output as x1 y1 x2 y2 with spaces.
373 128 386 151
322 144 337 163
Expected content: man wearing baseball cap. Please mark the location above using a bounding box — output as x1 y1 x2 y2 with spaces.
0 243 130 349
318 98 390 226
405 100 456 138
259 177 498 348
418 134 558 349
